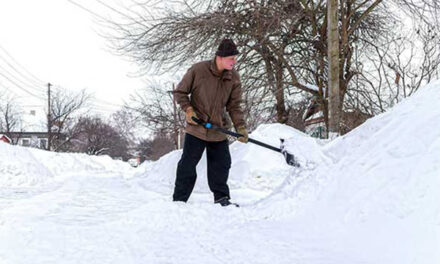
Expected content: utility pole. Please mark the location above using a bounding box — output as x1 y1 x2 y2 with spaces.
167 85 180 149
327 0 340 139
172 83 180 149
47 82 52 151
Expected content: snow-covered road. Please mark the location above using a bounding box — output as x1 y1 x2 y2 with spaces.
0 170 313 264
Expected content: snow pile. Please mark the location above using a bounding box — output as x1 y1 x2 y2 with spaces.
320 80 440 224
0 142 53 187
229 123 328 189
30 148 133 180
268 80 440 263
1 80 439 263
0 143 133 188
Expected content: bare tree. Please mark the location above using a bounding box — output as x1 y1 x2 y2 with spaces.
49 87 90 151
70 116 130 160
108 0 440 137
0 94 22 143
136 133 175 161
129 80 185 149
346 18 440 116
108 0 309 125
110 107 139 143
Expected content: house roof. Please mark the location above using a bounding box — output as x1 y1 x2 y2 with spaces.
0 134 12 143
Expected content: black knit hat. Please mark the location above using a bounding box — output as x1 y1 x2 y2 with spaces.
215 39 239 57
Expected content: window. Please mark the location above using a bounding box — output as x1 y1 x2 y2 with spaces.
21 138 31 147
39 139 48 149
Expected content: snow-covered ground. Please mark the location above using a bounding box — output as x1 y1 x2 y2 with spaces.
1 81 439 264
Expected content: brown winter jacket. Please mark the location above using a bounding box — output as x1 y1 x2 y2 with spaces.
173 58 246 142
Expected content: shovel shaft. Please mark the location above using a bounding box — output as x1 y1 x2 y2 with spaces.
192 117 282 153
215 127 282 152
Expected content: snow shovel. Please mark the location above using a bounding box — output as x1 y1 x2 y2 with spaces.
192 117 300 167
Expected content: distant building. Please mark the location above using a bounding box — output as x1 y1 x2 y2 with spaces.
1 132 49 149
0 109 51 149
0 134 12 144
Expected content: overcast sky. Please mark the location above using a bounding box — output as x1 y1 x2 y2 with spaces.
0 0 151 117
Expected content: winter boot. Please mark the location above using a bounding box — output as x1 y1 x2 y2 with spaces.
215 197 239 207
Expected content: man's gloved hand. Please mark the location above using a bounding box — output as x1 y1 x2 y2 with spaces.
185 106 198 125
236 126 248 143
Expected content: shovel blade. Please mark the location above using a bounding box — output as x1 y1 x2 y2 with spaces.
280 139 300 167
283 151 300 167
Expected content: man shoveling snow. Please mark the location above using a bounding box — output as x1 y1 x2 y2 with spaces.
172 38 247 207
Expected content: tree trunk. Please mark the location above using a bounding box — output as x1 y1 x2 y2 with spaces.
274 60 288 123
262 48 288 124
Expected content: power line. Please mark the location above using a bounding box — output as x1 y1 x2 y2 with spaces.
0 53 46 89
0 44 46 86
95 98 142 113
0 71 46 100
89 105 119 114
92 99 149 116
48 84 130 114
95 98 125 107
0 64 46 97
93 100 120 108
93 0 133 20
0 44 47 103
93 0 157 25
34 81 141 116
91 103 122 113
0 81 24 98
65 0 112 22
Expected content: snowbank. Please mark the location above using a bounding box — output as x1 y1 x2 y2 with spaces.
0 143 133 188
271 80 440 263
0 142 53 187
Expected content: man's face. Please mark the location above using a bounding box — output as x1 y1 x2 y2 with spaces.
219 55 237 70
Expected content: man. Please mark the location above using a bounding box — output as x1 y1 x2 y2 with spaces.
172 38 248 207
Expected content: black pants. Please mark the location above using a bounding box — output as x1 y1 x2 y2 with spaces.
173 133 231 202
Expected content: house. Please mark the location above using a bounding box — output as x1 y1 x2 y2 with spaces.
0 109 50 149
1 132 49 149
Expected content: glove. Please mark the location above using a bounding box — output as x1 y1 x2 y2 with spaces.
185 106 198 125
236 126 248 143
